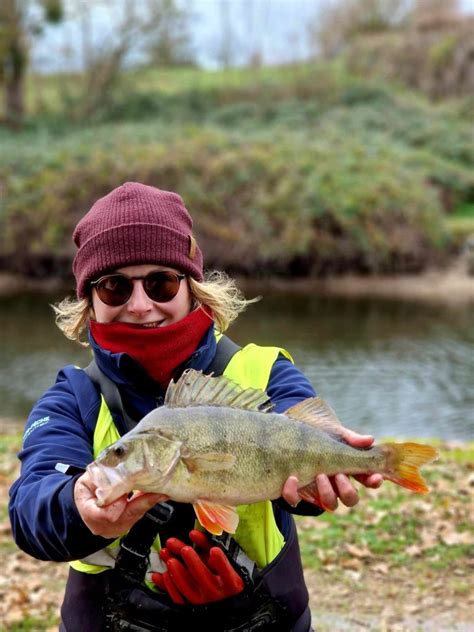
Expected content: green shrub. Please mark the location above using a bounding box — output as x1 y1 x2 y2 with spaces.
1 63 472 277
1 127 450 277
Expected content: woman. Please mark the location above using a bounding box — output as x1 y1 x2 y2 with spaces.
9 182 382 631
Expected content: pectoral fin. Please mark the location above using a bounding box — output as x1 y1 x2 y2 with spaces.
182 452 236 473
193 499 239 535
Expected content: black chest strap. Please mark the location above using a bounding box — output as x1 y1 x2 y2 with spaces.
84 359 136 434
84 335 242 582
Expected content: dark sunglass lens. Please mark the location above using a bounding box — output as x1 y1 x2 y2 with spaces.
145 272 181 303
96 275 133 306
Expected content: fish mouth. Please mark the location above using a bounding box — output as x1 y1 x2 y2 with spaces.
87 461 133 507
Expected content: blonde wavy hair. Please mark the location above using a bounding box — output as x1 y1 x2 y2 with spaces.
53 270 258 346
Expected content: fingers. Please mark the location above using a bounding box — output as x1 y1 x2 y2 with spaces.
316 473 382 511
74 476 166 538
166 557 203 604
154 532 245 604
180 546 221 597
315 474 338 511
207 548 244 595
354 473 384 488
125 493 168 516
162 570 186 605
167 550 223 604
151 569 187 605
150 571 165 589
164 537 187 556
332 474 359 507
281 476 300 507
189 529 212 552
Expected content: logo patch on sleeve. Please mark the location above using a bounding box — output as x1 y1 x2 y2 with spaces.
23 416 50 442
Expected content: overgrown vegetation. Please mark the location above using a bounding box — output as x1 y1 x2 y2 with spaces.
1 63 473 279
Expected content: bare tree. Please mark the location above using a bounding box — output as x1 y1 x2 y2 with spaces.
312 0 413 58
0 0 63 128
217 0 236 68
65 0 194 120
147 0 194 66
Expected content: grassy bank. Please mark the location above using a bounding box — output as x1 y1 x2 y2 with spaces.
1 63 473 279
0 433 472 630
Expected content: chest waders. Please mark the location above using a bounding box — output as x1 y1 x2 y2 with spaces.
64 337 311 632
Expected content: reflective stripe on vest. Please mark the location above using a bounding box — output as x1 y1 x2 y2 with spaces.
71 343 293 577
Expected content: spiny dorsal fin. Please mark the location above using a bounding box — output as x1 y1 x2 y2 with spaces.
165 369 273 412
285 397 346 439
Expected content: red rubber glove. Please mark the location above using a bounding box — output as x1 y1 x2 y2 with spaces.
151 529 245 605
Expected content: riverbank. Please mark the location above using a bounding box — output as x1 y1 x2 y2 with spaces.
1 434 472 631
242 267 474 306
1 265 474 304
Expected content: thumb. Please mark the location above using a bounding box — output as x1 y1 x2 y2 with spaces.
341 428 374 448
123 493 167 520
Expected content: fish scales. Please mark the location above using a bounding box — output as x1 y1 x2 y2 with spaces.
134 405 385 504
88 369 438 535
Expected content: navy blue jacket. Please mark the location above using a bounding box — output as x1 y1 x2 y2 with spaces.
9 326 319 562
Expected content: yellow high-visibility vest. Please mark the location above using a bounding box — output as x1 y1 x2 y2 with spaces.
71 342 292 580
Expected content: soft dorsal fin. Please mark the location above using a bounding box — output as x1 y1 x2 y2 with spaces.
165 369 273 412
285 397 346 439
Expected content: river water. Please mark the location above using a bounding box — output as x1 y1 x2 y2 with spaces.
1 291 473 440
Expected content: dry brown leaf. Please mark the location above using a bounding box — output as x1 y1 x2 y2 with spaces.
441 531 474 546
341 557 363 570
345 543 373 559
4 606 25 624
372 563 389 575
406 544 422 557
344 569 362 582
420 528 439 549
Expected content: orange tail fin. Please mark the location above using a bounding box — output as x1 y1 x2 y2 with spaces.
382 442 438 493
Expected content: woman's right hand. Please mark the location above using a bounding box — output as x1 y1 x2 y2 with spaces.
73 470 167 539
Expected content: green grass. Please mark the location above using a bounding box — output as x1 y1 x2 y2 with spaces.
3 614 59 632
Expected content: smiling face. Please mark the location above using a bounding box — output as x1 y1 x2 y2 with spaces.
91 264 193 326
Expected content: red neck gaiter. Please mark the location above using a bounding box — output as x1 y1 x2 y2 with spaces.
89 308 213 388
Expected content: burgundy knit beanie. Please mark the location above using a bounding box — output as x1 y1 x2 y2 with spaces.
73 182 203 298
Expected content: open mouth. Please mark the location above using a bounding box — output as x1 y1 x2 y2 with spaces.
140 320 165 328
87 462 132 507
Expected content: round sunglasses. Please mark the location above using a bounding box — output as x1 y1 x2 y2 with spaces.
90 271 186 307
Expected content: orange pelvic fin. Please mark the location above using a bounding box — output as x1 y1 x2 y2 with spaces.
382 442 438 493
193 499 239 535
298 479 334 512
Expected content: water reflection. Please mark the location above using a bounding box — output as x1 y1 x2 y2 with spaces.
0 292 473 439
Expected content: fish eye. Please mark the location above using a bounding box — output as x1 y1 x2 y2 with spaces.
113 445 126 457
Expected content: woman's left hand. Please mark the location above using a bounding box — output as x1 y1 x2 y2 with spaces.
281 429 383 511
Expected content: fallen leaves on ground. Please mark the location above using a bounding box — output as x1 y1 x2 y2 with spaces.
299 441 474 631
1 436 473 631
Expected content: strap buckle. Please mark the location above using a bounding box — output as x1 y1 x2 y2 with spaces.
114 502 175 583
145 502 174 525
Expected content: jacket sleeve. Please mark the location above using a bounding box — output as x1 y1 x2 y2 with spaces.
8 366 114 562
266 355 324 518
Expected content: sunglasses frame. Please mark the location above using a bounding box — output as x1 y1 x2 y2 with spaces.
90 271 186 306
